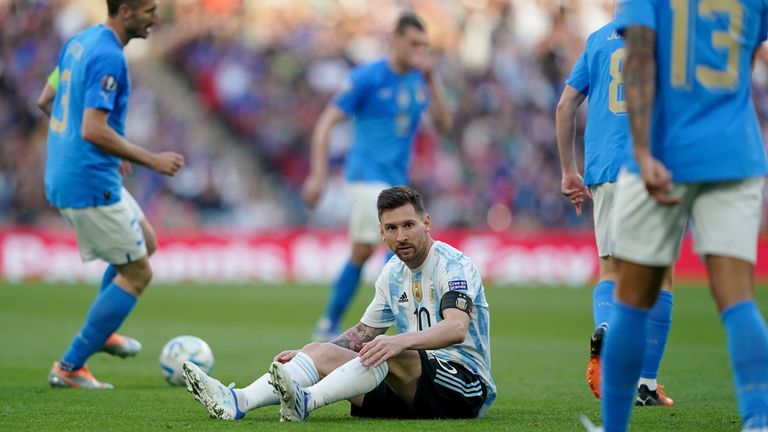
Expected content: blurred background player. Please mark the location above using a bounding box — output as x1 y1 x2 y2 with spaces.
182 186 494 421
556 18 673 405
44 0 184 389
302 12 453 341
39 66 162 369
592 1 768 430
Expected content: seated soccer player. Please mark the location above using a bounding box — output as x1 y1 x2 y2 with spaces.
182 186 495 420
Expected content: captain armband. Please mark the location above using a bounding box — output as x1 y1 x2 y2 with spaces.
439 291 474 318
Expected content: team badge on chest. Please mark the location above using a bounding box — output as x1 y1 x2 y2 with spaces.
412 280 423 303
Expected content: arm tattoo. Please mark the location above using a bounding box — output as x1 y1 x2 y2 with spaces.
623 26 657 154
331 322 387 352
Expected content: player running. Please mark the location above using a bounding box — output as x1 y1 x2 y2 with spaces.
44 0 184 389
183 186 495 421
587 0 768 430
301 12 453 341
556 19 673 406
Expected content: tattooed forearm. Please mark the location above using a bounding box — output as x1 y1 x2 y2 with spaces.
331 322 387 352
623 26 657 155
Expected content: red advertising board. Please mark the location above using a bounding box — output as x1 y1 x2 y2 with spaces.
2 228 767 285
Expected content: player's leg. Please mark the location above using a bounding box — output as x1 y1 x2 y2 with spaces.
600 171 689 430
587 182 617 398
314 182 388 340
271 345 416 421
637 268 674 406
693 178 768 429
99 189 153 358
183 345 323 420
49 199 150 389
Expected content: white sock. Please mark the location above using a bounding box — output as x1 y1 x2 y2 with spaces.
305 357 389 412
638 377 657 391
237 352 320 411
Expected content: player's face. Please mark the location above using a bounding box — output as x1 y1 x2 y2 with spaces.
393 27 429 71
124 0 158 40
379 203 431 268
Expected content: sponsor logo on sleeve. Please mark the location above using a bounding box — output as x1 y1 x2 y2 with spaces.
448 280 468 292
101 75 118 92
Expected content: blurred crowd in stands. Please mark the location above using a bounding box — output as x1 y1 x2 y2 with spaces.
2 0 768 232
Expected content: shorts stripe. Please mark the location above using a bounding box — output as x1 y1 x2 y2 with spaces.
433 377 484 397
435 369 482 390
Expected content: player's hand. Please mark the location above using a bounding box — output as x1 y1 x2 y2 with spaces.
301 172 326 208
637 152 680 206
410 50 435 79
359 334 407 368
561 173 592 216
274 350 300 364
119 160 133 178
150 152 185 176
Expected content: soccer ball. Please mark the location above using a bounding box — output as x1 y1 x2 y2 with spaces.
159 335 215 386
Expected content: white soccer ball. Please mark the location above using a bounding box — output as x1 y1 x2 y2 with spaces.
159 335 215 386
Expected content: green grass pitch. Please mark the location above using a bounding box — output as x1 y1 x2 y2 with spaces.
1 281 766 431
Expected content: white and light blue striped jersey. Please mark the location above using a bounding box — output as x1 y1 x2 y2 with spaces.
361 241 495 415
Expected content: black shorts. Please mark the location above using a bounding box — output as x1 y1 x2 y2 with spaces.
350 350 487 419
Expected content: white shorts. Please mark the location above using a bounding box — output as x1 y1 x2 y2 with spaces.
59 187 148 265
345 181 391 244
589 182 616 258
611 171 764 266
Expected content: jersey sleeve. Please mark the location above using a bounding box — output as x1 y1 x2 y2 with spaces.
360 270 395 328
566 49 590 95
615 0 657 35
333 66 372 116
435 256 481 303
84 48 126 112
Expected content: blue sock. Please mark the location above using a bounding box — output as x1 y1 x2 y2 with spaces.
602 301 649 432
722 300 768 425
323 260 363 332
60 283 137 371
99 264 117 292
593 280 615 327
641 291 673 380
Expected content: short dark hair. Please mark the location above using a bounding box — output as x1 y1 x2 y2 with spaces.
394 12 426 35
377 186 425 219
107 0 144 16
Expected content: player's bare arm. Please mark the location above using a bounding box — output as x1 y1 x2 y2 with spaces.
424 72 453 133
359 309 470 367
623 25 678 205
330 321 388 353
82 108 185 176
555 85 590 215
37 83 56 117
301 104 346 208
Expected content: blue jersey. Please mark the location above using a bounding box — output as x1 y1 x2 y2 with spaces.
566 22 631 186
362 241 495 416
334 59 429 186
46 24 129 208
616 0 768 182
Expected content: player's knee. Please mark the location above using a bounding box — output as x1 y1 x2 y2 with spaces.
301 341 326 356
140 220 157 256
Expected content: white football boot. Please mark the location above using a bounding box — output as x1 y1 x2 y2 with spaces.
182 361 245 420
269 361 310 422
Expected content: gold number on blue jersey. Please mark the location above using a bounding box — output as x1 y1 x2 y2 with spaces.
609 48 627 115
49 69 72 133
670 0 743 90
